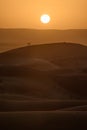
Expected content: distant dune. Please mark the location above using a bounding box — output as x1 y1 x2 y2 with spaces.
0 29 87 52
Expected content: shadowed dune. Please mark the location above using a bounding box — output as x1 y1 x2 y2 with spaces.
0 42 87 69
0 111 87 130
0 100 87 112
60 105 87 111
0 42 87 129
0 43 87 99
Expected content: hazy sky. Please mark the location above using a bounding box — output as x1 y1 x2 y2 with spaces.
0 0 87 29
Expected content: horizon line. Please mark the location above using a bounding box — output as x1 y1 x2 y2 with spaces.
0 28 87 31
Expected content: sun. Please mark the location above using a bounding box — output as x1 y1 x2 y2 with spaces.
40 14 51 24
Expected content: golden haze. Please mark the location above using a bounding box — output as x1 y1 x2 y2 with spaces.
0 0 87 29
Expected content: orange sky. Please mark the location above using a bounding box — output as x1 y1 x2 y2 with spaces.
0 0 87 29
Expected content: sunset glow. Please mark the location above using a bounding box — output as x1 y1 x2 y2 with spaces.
0 0 87 29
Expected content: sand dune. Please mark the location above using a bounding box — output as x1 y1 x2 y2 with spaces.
0 43 87 99
15 58 59 71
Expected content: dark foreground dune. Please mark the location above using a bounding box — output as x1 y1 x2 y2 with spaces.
61 105 87 111
0 111 87 130
0 100 87 112
0 99 87 129
0 43 87 129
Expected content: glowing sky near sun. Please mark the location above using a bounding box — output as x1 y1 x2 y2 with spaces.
0 0 87 29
